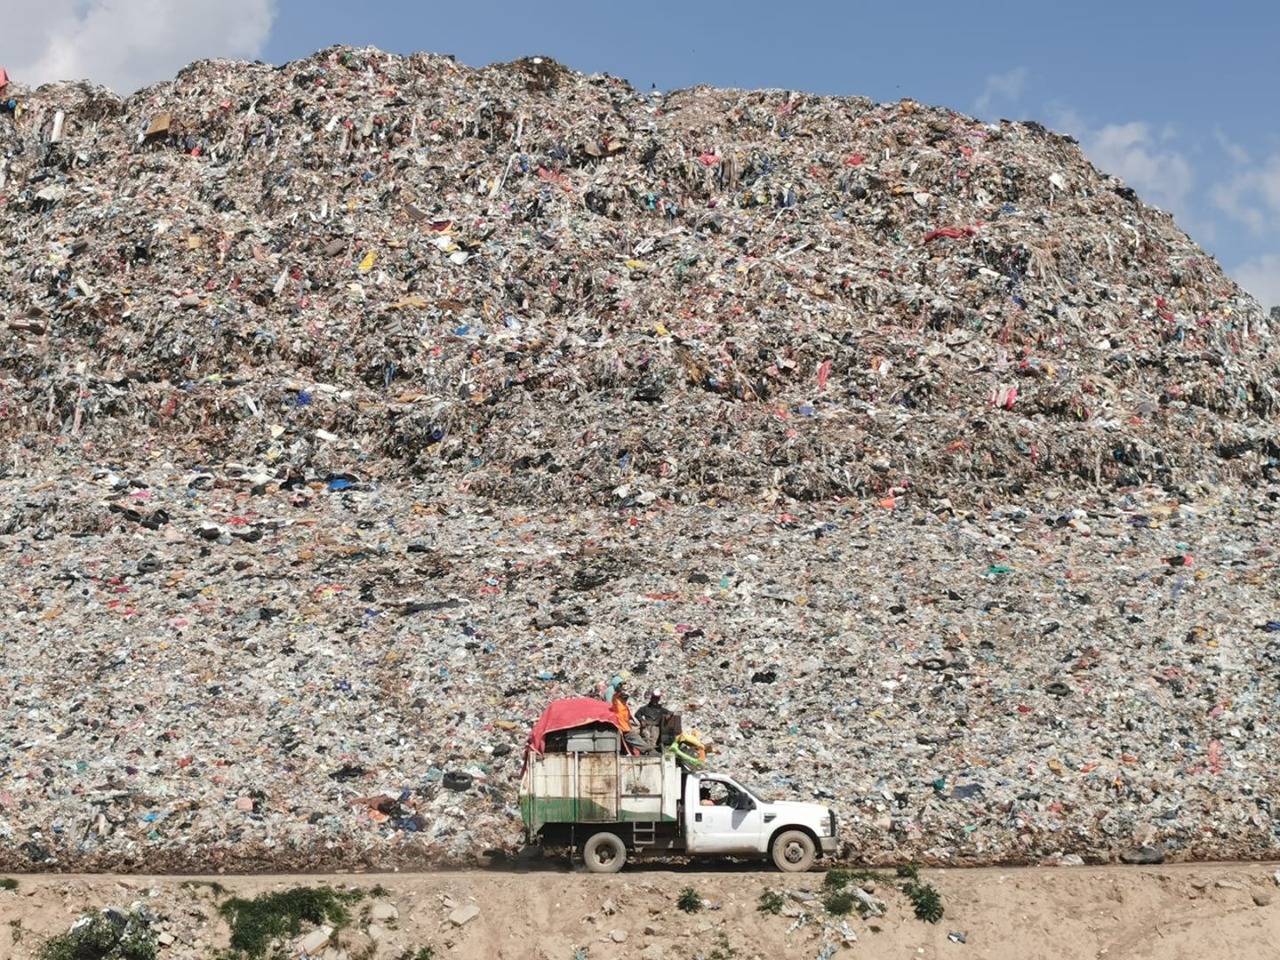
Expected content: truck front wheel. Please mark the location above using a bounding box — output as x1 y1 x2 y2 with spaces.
583 831 628 873
771 830 816 872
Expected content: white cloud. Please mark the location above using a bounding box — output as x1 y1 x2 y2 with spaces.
0 0 278 95
1214 128 1252 166
1210 155 1280 237
1045 103 1087 139
1079 121 1195 218
1232 254 1280 310
975 67 1027 115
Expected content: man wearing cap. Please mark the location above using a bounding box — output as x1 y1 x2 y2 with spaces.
601 673 626 702
634 689 673 751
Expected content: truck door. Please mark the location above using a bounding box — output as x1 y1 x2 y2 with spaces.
576 753 619 821
684 776 765 855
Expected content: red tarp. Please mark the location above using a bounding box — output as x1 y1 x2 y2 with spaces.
527 697 621 753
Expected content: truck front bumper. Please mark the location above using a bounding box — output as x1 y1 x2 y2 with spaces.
820 836 839 857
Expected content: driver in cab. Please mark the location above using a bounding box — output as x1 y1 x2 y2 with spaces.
699 781 744 808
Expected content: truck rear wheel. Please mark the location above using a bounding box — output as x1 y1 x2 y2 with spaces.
582 831 627 873
771 830 816 872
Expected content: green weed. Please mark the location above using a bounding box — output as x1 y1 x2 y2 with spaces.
36 911 156 960
181 880 228 897
822 889 856 915
903 880 944 923
677 887 703 913
757 889 785 915
824 867 885 890
823 868 851 890
819 863 941 923
218 886 364 959
705 933 738 959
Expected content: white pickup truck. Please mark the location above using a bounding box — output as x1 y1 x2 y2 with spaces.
519 698 839 873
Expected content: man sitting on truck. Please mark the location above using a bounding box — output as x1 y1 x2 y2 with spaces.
611 687 648 754
634 689 672 751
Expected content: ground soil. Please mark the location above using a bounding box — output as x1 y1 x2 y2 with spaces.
1 861 1277 960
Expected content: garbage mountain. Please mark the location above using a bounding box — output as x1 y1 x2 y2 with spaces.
1 47 1277 872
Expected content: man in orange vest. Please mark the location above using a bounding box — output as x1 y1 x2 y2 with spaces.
611 686 647 754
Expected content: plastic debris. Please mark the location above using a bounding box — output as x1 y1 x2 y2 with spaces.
0 45 1277 874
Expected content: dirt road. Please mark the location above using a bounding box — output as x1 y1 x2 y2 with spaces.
1 861 1277 959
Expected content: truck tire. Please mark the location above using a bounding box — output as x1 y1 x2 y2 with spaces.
771 830 816 873
582 831 627 874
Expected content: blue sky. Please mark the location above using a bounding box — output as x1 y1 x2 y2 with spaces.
4 1 1277 305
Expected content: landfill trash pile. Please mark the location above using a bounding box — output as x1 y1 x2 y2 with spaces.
1 47 1279 872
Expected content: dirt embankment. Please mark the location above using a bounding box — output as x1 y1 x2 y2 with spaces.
1 862 1278 960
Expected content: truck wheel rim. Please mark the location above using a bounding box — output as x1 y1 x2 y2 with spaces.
783 841 805 862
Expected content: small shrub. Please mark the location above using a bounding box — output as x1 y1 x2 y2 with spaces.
218 886 364 958
822 890 855 916
395 948 435 960
823 868 851 891
818 863 946 925
677 887 703 913
825 867 884 890
369 884 390 899
848 868 887 884
36 911 156 960
181 880 228 897
903 881 944 924
757 889 785 915
0 877 18 892
9 918 23 944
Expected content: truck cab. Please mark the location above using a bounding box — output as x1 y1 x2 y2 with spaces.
684 772 838 870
